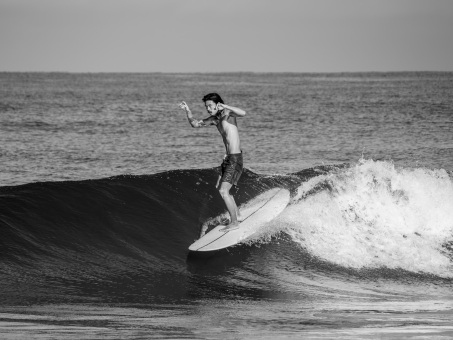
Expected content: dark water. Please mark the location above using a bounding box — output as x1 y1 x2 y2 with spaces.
0 72 452 339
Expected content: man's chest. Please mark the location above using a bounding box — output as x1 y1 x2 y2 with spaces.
217 119 238 137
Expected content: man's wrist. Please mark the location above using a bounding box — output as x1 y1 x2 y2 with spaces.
189 117 199 127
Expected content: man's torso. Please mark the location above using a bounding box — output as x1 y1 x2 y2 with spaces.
216 113 241 154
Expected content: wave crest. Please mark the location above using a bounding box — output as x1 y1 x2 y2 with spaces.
280 159 453 277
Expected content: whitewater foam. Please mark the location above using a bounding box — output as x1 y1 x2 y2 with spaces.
278 159 453 277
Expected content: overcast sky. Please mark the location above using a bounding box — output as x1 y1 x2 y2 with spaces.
1 0 452 73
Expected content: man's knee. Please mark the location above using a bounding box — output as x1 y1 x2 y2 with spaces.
218 185 231 198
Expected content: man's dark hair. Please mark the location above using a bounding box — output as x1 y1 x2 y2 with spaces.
202 93 224 104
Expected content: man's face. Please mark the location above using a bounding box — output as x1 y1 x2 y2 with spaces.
204 100 218 116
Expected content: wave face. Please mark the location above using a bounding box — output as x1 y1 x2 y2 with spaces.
0 161 452 305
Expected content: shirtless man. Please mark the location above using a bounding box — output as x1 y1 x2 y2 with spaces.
179 93 246 233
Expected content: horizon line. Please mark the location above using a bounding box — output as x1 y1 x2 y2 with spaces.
2 70 453 75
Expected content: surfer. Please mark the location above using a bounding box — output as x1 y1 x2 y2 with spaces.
179 93 246 233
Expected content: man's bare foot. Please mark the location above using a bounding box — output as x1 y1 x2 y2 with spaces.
238 214 244 222
221 222 240 232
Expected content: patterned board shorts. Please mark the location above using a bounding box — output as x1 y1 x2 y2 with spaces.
220 153 243 186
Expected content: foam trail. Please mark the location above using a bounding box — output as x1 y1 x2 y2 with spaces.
278 159 453 277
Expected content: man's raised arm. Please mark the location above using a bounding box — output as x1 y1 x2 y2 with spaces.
217 103 246 118
179 101 212 128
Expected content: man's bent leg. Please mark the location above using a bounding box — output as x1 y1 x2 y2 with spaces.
216 175 241 220
218 182 240 228
215 175 221 190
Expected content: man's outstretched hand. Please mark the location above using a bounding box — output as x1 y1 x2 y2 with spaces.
179 101 190 112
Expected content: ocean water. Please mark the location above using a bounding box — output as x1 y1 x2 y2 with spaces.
0 72 452 339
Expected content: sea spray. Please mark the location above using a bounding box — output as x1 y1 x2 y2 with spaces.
278 159 453 277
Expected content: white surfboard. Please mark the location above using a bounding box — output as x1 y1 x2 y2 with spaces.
189 188 290 252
